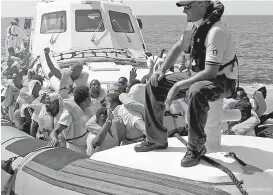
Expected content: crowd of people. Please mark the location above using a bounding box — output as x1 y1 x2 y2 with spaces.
2 45 177 157
1 1 272 167
1 44 272 159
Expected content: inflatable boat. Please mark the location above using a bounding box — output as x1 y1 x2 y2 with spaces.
2 123 273 195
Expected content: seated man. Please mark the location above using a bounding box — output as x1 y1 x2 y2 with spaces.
30 92 64 140
86 108 123 156
126 79 141 93
13 80 42 132
223 88 258 136
44 48 89 99
48 86 92 155
6 47 23 63
14 79 41 112
248 84 267 118
116 84 146 145
106 83 123 111
117 77 128 93
89 79 106 115
1 72 23 122
134 1 237 168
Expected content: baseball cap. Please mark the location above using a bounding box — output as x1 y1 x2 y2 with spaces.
176 0 211 7
176 0 195 7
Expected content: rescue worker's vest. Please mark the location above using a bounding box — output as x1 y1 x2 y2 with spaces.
59 69 89 99
186 2 236 73
7 25 18 39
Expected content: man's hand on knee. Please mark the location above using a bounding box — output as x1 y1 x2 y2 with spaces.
149 70 165 87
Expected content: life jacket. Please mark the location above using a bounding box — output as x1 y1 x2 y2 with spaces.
62 99 90 147
85 116 120 156
59 69 89 99
7 25 18 39
186 2 237 74
1 85 21 108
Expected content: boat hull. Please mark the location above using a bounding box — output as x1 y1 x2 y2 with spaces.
0 125 250 195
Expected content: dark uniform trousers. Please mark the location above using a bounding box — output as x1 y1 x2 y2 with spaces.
145 72 236 151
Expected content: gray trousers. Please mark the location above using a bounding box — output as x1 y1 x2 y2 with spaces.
145 73 236 151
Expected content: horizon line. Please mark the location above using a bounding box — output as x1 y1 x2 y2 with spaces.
2 14 273 18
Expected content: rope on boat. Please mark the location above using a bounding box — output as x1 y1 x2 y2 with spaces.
174 133 248 195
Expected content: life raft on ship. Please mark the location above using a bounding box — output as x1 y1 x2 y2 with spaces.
2 121 273 195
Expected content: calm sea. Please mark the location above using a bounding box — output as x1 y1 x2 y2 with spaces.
1 15 273 84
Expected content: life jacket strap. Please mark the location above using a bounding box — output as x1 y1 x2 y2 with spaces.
218 55 238 72
8 26 18 38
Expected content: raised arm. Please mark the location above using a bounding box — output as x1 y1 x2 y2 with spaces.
92 110 113 147
44 48 62 80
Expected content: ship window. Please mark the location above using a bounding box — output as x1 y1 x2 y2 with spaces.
40 11 66 34
109 11 134 33
75 10 105 32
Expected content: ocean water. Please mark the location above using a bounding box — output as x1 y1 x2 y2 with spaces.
1 15 273 84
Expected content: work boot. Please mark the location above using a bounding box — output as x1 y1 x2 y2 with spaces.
134 140 168 152
181 146 206 167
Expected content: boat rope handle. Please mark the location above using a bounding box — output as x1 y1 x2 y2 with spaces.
4 145 57 195
174 133 248 195
1 136 30 146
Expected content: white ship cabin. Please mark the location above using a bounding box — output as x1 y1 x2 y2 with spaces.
30 0 146 57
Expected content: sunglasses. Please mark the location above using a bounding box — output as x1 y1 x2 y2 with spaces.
184 1 195 10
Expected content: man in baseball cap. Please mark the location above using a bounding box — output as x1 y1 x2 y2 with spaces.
134 0 238 169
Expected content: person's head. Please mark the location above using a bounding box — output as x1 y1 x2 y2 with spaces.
11 18 19 26
12 72 23 87
96 107 108 126
11 61 20 72
6 57 14 67
74 85 91 108
126 79 141 93
27 69 36 81
107 83 122 104
118 77 128 92
235 87 249 101
90 79 101 94
14 18 19 24
31 75 44 86
40 92 62 117
8 47 16 56
29 80 42 98
70 64 83 80
234 100 252 122
257 86 267 99
176 0 212 22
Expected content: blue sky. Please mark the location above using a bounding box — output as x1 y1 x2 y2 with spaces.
1 0 273 17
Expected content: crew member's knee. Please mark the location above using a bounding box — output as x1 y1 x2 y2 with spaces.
187 82 207 100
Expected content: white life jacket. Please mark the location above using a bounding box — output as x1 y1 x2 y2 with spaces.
62 99 90 147
59 69 89 99
7 25 18 39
